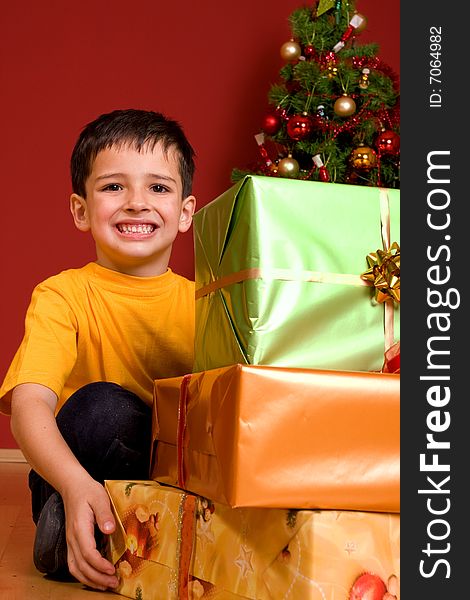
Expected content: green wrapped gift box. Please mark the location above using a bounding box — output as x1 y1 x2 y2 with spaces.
193 175 400 373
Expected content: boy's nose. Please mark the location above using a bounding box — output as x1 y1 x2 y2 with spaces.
124 192 150 211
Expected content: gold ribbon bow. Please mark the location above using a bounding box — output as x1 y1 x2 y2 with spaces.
361 241 400 304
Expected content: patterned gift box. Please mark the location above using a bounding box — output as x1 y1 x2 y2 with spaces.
105 480 400 600
151 364 399 513
193 175 400 373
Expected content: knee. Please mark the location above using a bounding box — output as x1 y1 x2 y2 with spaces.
56 382 152 481
57 382 151 445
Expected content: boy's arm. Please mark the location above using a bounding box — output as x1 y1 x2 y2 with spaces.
10 383 119 591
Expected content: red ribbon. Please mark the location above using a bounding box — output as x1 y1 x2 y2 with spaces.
177 374 193 489
382 341 400 374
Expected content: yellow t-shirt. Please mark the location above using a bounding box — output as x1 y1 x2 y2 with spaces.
0 262 195 415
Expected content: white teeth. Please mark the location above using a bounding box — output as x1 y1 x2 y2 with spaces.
118 224 155 234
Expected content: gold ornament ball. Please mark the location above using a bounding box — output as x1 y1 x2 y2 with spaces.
277 155 300 178
350 145 377 171
334 95 356 117
280 39 301 62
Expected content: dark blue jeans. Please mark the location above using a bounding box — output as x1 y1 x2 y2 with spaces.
29 382 152 524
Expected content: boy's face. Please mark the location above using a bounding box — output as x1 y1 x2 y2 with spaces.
70 143 195 277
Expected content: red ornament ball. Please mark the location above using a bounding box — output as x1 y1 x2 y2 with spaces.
349 573 387 600
262 113 282 136
376 130 400 156
286 113 313 140
303 44 316 59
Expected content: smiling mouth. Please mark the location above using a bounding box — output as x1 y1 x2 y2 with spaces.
116 223 156 234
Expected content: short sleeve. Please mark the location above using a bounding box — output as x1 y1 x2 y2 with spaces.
0 282 78 415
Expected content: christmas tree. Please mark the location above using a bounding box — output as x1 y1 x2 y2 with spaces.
232 0 400 188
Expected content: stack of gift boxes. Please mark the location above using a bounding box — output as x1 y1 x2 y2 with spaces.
105 175 400 600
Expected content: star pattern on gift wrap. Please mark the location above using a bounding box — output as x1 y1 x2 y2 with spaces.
197 516 215 546
235 544 254 577
344 540 357 555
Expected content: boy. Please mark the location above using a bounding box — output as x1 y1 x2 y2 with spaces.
0 108 197 591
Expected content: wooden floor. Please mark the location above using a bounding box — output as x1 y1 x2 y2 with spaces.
0 461 124 600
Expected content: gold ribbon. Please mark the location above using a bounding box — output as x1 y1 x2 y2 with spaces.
196 267 370 300
361 188 399 351
361 241 400 304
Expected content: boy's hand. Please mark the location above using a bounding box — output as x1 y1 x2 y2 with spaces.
10 384 120 591
62 478 119 591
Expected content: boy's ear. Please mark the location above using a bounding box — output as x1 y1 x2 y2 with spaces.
178 195 196 233
70 194 91 232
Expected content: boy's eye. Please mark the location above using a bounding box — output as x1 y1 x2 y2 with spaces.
102 183 122 192
150 184 169 193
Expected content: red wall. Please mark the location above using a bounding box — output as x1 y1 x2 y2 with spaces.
0 0 399 448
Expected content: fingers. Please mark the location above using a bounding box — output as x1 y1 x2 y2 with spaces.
63 483 119 590
93 493 116 536
68 542 118 591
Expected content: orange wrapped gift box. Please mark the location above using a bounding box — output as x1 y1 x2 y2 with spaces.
106 480 400 600
151 364 399 513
